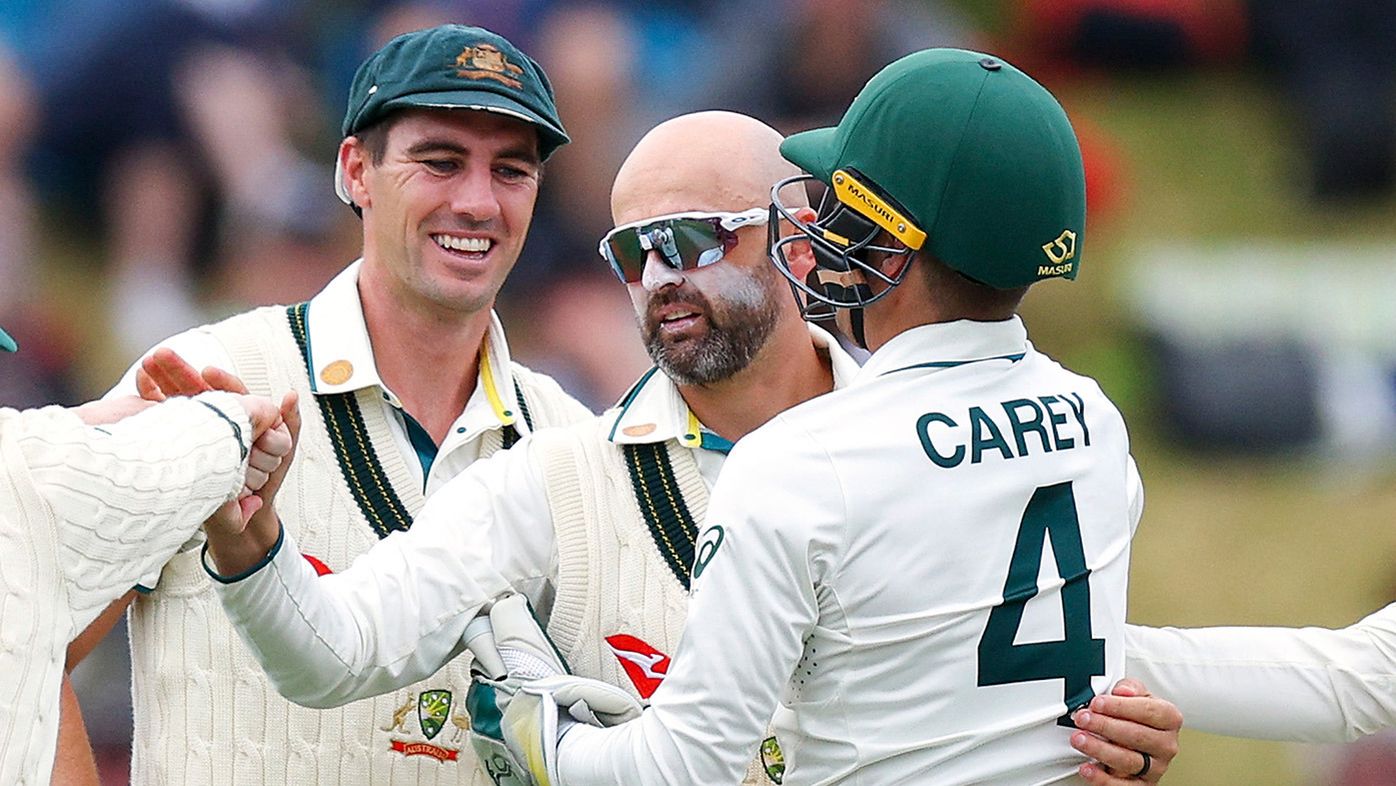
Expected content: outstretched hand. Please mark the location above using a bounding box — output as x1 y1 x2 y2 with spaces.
137 347 250 401
1073 678 1182 784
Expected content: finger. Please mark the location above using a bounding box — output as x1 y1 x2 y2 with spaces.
1075 706 1179 760
251 423 294 460
243 467 271 493
1078 761 1135 786
1110 678 1149 699
1071 729 1155 781
280 391 301 442
201 366 250 395
1089 694 1184 734
135 368 167 402
242 396 281 438
144 348 212 396
247 446 284 473
238 494 263 526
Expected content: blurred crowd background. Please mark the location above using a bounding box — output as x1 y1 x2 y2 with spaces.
1 0 1394 783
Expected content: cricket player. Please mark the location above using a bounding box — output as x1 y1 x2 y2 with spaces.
482 49 1144 785
59 25 592 786
180 110 1177 785
0 325 294 786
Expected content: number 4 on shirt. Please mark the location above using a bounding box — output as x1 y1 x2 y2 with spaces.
977 481 1105 726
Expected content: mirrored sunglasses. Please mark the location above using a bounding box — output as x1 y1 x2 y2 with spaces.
598 208 769 283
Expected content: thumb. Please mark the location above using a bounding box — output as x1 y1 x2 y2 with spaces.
240 395 282 440
280 391 301 444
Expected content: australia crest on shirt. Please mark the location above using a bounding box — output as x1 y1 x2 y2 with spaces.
381 687 466 762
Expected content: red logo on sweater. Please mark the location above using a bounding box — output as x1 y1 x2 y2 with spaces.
605 634 670 700
303 554 333 576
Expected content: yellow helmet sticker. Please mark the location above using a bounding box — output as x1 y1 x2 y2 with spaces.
831 169 927 250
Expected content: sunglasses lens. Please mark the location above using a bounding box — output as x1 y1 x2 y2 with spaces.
602 229 646 283
601 218 735 283
667 220 726 269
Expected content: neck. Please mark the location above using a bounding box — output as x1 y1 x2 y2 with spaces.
678 317 834 443
863 260 1023 350
357 265 491 444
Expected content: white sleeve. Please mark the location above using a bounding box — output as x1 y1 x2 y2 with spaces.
16 392 250 631
213 437 557 709
104 327 241 588
1125 604 1396 742
559 420 839 784
1126 455 1144 535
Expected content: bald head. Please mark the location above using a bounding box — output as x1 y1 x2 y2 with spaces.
612 111 806 225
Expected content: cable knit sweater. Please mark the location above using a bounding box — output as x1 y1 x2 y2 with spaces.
0 394 250 786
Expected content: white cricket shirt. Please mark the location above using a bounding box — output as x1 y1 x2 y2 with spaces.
560 317 1142 785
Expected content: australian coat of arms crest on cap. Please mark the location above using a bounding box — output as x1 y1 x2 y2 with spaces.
455 44 524 89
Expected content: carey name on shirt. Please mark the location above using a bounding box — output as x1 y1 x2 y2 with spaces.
916 393 1091 469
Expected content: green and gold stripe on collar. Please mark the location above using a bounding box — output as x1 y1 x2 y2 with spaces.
623 442 700 590
289 303 414 538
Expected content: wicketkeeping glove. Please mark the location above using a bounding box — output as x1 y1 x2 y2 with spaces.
464 594 641 786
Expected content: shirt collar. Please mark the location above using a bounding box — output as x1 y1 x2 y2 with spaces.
303 260 525 433
606 322 860 448
856 317 1029 384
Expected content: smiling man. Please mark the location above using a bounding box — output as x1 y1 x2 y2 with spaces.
59 26 592 786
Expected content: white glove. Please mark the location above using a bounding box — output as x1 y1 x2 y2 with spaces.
463 595 641 786
498 674 643 786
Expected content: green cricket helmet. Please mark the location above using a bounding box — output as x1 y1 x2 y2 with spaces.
769 48 1086 322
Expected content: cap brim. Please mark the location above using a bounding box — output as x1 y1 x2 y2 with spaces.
779 126 840 182
0 325 16 353
334 90 570 205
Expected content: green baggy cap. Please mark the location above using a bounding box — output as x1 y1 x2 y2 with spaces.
782 48 1085 290
336 24 569 203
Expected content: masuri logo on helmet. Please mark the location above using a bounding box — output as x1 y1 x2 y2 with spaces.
770 48 1087 317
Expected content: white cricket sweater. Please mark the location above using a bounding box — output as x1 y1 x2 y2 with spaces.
0 394 249 786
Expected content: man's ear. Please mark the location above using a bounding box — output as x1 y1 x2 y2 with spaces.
781 206 820 280
340 138 371 209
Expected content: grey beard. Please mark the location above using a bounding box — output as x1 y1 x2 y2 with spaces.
642 274 781 386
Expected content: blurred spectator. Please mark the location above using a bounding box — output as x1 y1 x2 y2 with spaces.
1015 0 1247 70
709 0 980 134
1250 0 1396 201
20 0 343 359
0 1 75 408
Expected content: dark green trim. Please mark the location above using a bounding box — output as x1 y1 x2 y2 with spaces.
499 374 533 449
515 383 534 431
881 352 1025 376
623 442 700 590
287 303 414 539
196 399 248 460
401 410 439 483
201 522 286 584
